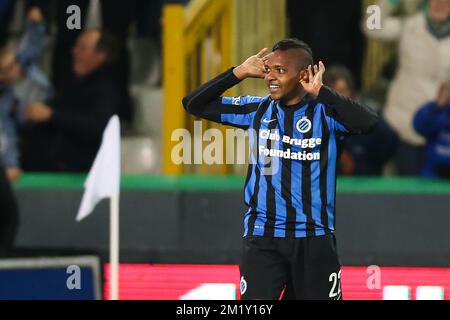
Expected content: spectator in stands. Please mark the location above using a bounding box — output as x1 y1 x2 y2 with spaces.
54 0 165 124
21 29 121 172
324 65 398 176
0 6 51 181
51 0 162 126
364 0 450 175
413 81 450 178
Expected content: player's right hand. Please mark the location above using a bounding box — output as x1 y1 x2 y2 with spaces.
233 48 270 80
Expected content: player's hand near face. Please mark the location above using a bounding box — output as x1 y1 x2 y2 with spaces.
301 61 325 97
233 48 270 80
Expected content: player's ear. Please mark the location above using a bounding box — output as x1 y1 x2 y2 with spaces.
299 69 309 84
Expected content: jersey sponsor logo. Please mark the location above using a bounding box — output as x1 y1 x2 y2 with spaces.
258 129 322 161
231 97 241 106
296 117 312 134
262 118 277 124
240 276 247 295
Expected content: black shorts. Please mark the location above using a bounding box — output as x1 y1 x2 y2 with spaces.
239 234 342 300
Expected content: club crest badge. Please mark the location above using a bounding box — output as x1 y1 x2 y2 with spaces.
296 117 312 134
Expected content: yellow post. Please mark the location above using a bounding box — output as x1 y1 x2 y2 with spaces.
162 0 286 175
162 5 185 175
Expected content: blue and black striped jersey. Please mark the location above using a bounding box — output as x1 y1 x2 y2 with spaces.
183 68 379 238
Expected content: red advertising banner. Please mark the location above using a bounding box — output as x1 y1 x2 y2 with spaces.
104 264 450 300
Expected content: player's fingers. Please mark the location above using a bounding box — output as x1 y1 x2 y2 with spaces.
316 69 324 81
256 48 268 58
256 60 266 73
308 65 313 81
261 51 273 62
313 64 319 75
257 57 266 66
315 68 325 84
319 61 326 73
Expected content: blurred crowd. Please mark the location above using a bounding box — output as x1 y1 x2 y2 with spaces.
0 0 448 183
0 0 163 180
288 0 450 179
0 0 163 255
0 0 449 257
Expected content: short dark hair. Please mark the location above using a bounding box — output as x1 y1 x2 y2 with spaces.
95 30 121 65
272 38 313 69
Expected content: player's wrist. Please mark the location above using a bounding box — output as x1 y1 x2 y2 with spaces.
310 84 323 97
233 65 248 80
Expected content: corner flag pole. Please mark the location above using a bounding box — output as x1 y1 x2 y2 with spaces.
110 194 120 300
75 115 121 300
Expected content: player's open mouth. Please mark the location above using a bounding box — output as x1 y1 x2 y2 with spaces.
268 84 280 93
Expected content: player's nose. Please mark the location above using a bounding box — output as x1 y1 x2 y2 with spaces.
265 70 276 81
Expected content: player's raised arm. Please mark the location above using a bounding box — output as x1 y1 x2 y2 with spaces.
181 48 268 128
301 61 379 135
182 48 268 114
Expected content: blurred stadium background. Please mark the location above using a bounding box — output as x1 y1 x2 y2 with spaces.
1 0 450 300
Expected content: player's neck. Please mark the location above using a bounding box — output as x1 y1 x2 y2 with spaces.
281 90 308 107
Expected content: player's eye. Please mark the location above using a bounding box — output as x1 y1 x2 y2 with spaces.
265 66 270 73
277 68 285 74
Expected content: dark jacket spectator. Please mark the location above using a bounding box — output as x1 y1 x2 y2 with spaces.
52 0 136 125
21 29 121 172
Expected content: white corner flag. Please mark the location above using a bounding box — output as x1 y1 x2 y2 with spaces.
76 115 121 221
76 115 121 300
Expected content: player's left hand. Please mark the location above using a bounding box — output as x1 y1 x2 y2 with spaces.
300 61 325 97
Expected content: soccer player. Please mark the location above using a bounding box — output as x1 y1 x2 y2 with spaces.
182 38 379 300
